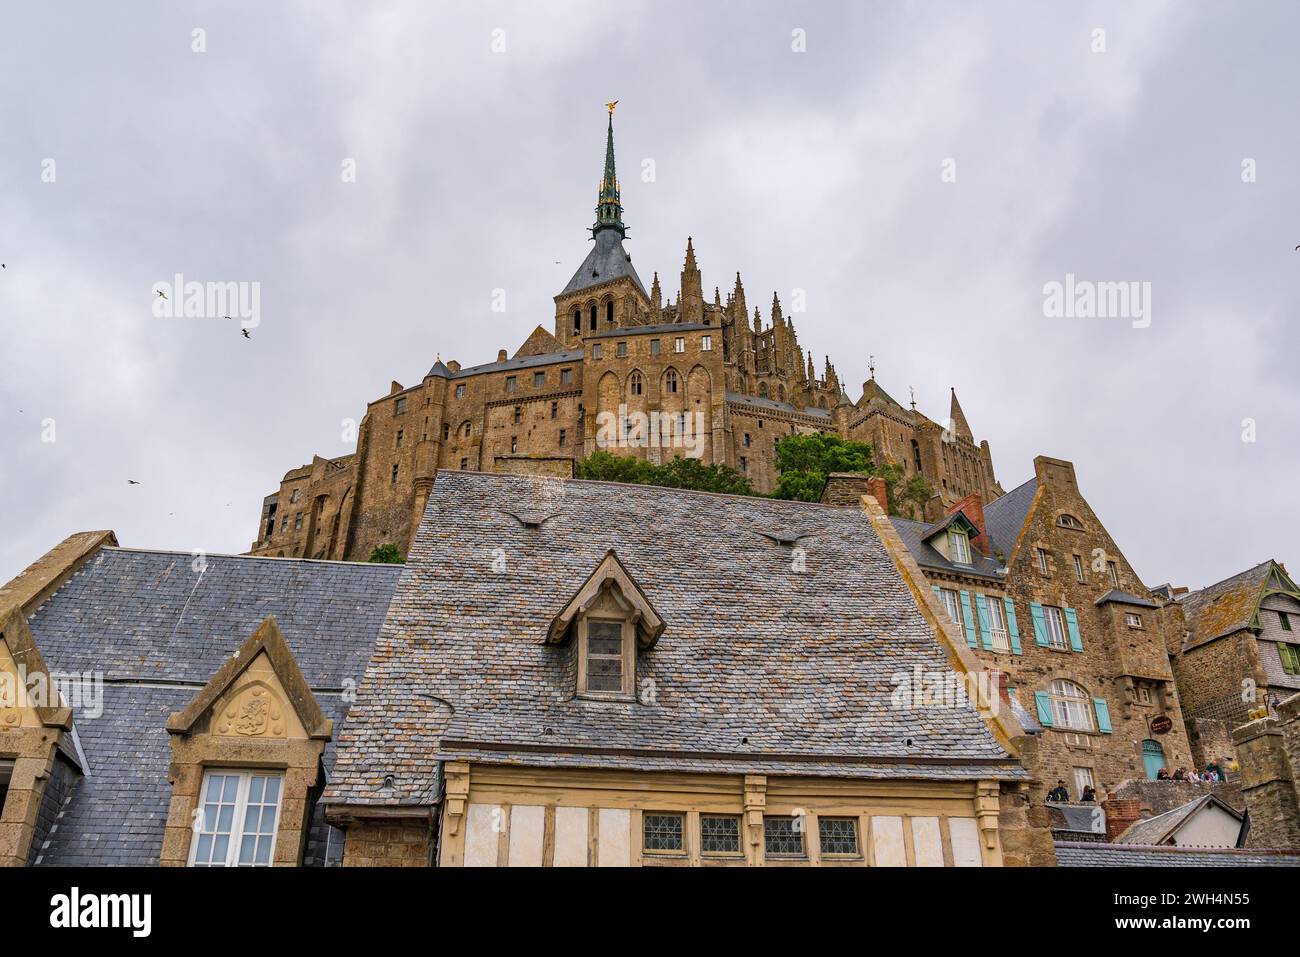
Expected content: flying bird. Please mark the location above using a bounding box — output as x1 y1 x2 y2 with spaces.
222 315 232 320
155 289 167 300
241 328 251 339
127 479 141 485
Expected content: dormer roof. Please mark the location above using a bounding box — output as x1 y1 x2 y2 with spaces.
546 549 664 649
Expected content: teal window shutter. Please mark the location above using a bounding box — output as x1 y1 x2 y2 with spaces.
1065 607 1084 651
1093 697 1112 733
958 591 978 648
1004 598 1022 655
1030 601 1048 646
1034 691 1054 727
975 594 994 650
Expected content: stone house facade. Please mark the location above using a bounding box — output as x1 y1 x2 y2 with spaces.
247 109 1001 562
859 454 1195 805
1173 560 1300 768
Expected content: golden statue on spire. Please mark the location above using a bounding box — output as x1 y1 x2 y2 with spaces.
606 100 619 114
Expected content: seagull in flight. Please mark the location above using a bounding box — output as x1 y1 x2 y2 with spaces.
241 328 251 339
155 289 167 300
127 479 141 485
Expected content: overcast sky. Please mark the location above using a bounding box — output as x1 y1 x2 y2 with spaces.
2 1 1297 592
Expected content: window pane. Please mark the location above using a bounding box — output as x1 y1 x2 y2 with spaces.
643 813 684 851
764 817 805 856
588 635 621 657
700 815 741 854
818 818 859 856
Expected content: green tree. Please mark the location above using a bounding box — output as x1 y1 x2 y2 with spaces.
771 433 874 502
575 451 756 496
367 543 405 564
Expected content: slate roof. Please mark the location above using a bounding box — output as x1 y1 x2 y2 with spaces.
1114 794 1243 846
1178 560 1275 647
889 517 1004 581
1095 589 1159 609
725 391 832 420
888 476 1038 581
325 470 1026 809
431 350 583 382
588 322 710 339
22 547 402 865
1054 842 1300 867
558 228 648 299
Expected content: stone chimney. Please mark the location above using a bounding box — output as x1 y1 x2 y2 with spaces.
1231 695 1300 849
497 349 508 363
947 492 988 554
1101 798 1141 841
819 473 888 512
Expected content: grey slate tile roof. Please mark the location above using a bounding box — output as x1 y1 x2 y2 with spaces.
1095 589 1159 609
325 471 1026 808
889 517 1005 580
1055 841 1300 866
887 477 1038 581
1114 794 1242 846
725 391 832 420
28 547 402 685
24 547 402 865
435 350 583 381
559 229 648 299
588 322 710 339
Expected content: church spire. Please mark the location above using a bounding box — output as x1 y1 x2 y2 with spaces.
593 102 625 238
949 387 974 442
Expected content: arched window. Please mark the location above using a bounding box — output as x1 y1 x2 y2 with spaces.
912 439 923 473
1047 680 1095 732
1057 514 1085 530
664 369 679 393
605 299 614 324
462 421 472 438
573 309 581 334
759 382 769 398
590 304 598 331
778 384 786 402
629 372 643 396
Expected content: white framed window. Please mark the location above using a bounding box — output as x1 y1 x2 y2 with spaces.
1072 554 1085 583
1072 766 1094 798
986 597 1010 652
1049 679 1095 732
939 588 966 642
455 384 466 399
701 335 712 352
1057 514 1084 530
189 770 283 867
1035 548 1049 575
1125 613 1143 628
949 529 971 564
674 336 685 354
1137 683 1153 704
1043 605 1068 650
1108 561 1120 588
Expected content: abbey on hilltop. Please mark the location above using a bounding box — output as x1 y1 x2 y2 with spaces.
249 108 1003 561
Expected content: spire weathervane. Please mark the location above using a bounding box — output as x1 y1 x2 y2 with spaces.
868 355 875 380
593 102 626 239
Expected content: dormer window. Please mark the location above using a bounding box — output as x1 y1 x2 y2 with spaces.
949 529 971 564
546 550 665 702
581 619 632 694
